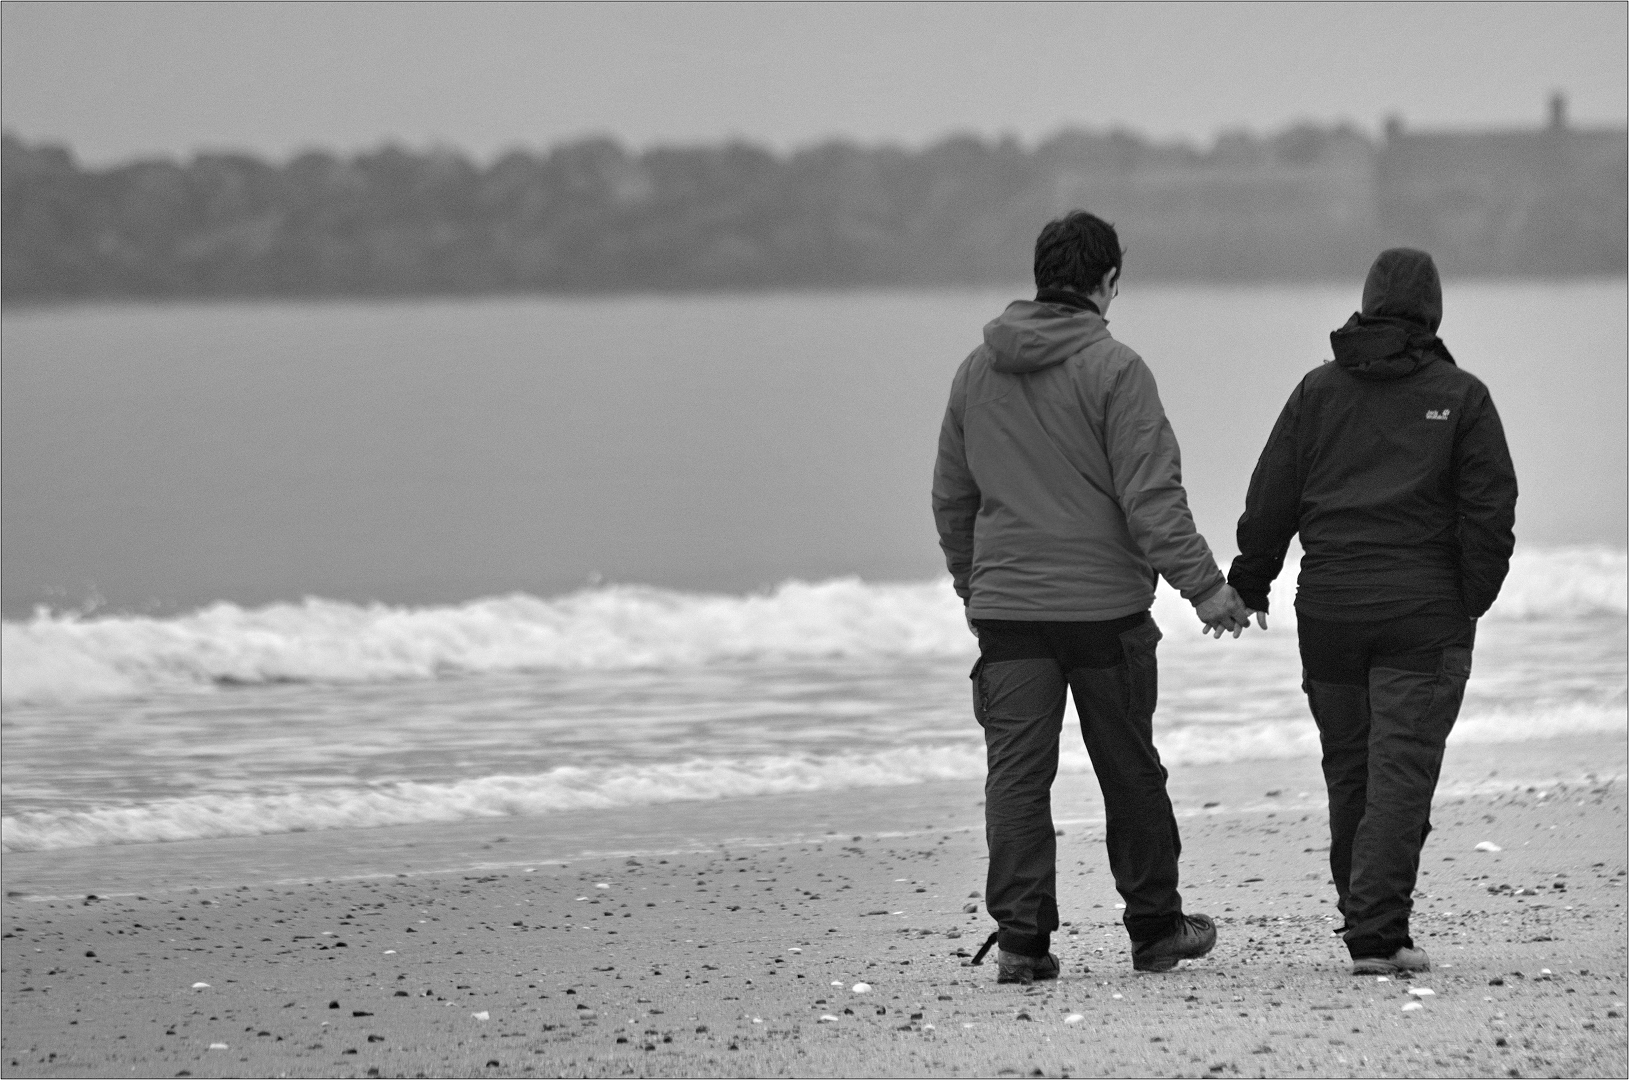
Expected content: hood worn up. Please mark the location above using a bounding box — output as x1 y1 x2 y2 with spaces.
982 299 1112 374
1330 312 1456 382
1362 247 1443 333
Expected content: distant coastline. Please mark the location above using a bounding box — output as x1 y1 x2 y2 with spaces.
4 99 1623 302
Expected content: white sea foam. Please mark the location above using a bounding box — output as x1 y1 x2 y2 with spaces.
4 700 1620 852
1473 546 1628 621
3 547 1621 706
0 746 989 851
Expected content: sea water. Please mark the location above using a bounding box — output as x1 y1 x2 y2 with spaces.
2 284 1625 853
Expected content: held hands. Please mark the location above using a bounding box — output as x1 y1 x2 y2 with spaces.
1193 584 1266 639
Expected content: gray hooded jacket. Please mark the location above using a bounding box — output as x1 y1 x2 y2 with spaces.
932 295 1225 621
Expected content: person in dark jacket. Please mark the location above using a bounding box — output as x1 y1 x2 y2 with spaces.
1228 247 1517 975
934 210 1252 983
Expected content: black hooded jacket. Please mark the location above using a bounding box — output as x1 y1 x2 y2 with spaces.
1227 249 1518 621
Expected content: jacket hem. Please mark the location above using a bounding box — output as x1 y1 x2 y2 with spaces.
1293 594 1468 623
967 599 1154 623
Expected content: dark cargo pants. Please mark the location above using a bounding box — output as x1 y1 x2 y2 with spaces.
971 612 1184 957
1298 612 1476 959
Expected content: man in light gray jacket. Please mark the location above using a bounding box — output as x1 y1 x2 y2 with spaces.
933 210 1251 982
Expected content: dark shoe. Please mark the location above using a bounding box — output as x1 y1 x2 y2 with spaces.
996 949 1060 985
1132 913 1216 972
1351 946 1429 976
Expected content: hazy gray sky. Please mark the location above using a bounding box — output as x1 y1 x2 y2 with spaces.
3 2 1625 165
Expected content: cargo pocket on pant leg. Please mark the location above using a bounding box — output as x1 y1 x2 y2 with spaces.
1421 646 1472 744
1116 619 1163 719
970 656 988 728
1414 647 1469 859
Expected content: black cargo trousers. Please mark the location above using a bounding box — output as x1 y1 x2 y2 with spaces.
970 611 1185 958
1298 611 1476 960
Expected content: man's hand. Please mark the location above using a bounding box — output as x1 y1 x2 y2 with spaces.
1194 584 1253 639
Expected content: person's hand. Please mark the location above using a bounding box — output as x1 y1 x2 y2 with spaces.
1251 610 1269 631
1194 584 1252 638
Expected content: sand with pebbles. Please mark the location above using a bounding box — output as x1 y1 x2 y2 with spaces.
3 734 1625 1078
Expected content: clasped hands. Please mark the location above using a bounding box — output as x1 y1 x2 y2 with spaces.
1194 583 1267 639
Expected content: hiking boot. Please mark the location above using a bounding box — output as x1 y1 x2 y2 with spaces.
1351 946 1430 976
996 949 1060 985
1132 913 1216 972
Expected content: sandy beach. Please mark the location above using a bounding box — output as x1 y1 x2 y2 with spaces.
4 732 1625 1079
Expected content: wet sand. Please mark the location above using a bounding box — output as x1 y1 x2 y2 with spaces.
3 733 1625 1078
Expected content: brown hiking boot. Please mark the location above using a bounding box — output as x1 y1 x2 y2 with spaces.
1351 946 1430 976
1132 913 1217 972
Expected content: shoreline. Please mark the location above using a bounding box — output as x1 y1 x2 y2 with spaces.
3 734 1623 899
4 734 1622 900
4 734 1625 1077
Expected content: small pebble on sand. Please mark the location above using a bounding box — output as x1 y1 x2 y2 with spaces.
819 1014 839 1023
1402 1001 1424 1012
1408 988 1435 997
1475 841 1502 852
191 982 210 988
595 883 610 889
1112 993 1124 1000
1064 1014 1084 1024
208 1042 227 1049
788 948 801 953
471 1011 490 1021
852 982 872 993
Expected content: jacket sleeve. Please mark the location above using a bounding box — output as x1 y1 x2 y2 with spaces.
931 361 979 603
1454 385 1517 618
1103 355 1225 603
1228 380 1306 613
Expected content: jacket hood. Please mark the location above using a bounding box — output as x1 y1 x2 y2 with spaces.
1333 248 1452 380
1361 247 1442 333
1330 312 1455 381
983 298 1112 374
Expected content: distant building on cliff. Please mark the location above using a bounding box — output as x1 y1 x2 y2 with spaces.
1377 93 1628 276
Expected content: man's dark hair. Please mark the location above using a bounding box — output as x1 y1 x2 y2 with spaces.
1033 211 1124 294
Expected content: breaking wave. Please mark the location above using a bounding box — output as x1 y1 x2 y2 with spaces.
3 546 1622 707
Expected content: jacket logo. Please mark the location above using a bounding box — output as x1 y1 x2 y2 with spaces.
1425 409 1451 420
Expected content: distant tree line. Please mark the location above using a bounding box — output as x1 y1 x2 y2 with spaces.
2 121 1622 302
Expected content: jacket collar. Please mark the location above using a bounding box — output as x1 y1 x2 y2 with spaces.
1034 287 1101 316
